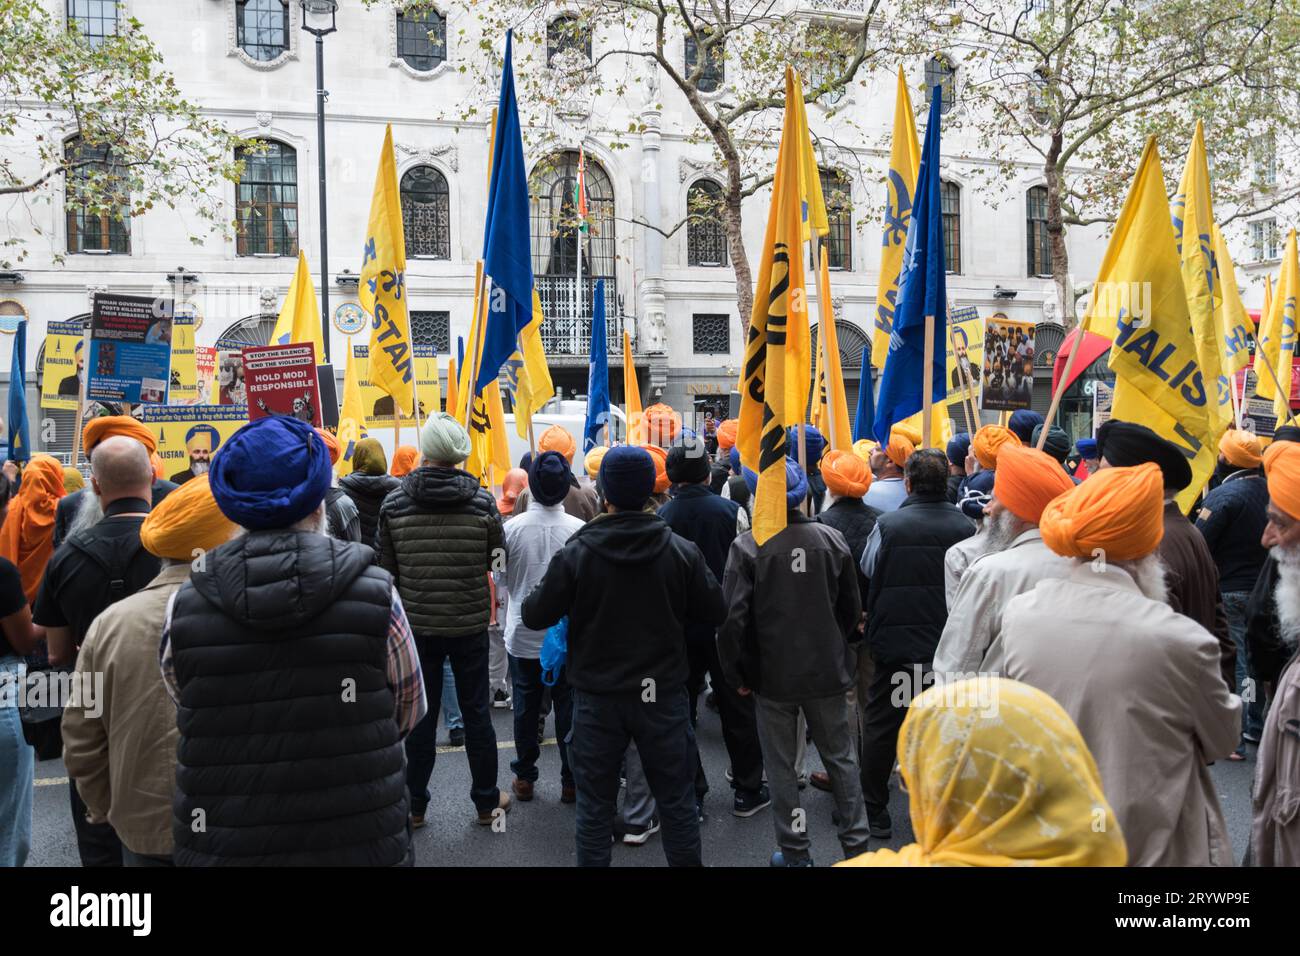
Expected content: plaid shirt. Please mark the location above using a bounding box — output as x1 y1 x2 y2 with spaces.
160 586 427 738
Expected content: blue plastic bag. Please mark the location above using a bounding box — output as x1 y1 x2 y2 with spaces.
540 617 568 687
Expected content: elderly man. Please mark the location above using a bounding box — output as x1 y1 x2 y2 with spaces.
1000 463 1241 866
863 430 912 513
934 445 1074 678
378 412 507 828
512 425 599 520
162 416 425 866
1253 440 1300 865
56 416 177 546
944 424 1022 606
1076 437 1100 477
62 477 235 866
1097 419 1235 689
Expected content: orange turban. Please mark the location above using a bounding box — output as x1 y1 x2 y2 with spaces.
852 439 877 464
496 467 529 516
585 445 608 479
150 452 166 480
885 430 915 469
539 425 577 463
0 455 66 603
892 421 923 447
972 425 1021 470
994 445 1076 524
1219 429 1262 470
83 415 157 456
643 443 670 494
391 445 419 477
139 475 237 561
821 449 872 498
316 428 341 466
645 403 681 446
1039 462 1164 561
1265 440 1300 520
716 418 739 451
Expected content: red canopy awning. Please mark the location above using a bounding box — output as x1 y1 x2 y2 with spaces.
1051 327 1111 395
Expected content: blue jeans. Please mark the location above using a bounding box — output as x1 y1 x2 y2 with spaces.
0 658 33 867
568 686 701 867
508 654 572 785
1223 591 1266 740
441 659 463 731
405 632 499 815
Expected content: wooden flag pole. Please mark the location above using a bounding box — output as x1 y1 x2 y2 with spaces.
527 421 536 453
1229 371 1243 430
949 323 975 437
466 263 490 426
921 314 935 449
1038 325 1090 450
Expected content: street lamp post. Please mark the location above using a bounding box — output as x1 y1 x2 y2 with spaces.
300 0 338 364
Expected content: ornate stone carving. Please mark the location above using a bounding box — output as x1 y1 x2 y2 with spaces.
394 141 459 173
678 156 723 184
255 112 273 130
85 285 107 305
832 296 846 323
259 286 278 311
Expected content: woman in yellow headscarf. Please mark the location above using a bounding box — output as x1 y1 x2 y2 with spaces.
837 678 1126 867
0 455 67 603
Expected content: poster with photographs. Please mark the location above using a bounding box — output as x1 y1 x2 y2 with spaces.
946 306 984 403
217 350 246 406
979 315 1036 412
195 347 217 405
40 321 86 411
242 342 322 427
141 404 249 485
85 293 173 404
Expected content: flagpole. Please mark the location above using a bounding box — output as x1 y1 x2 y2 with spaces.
70 330 89 468
466 263 489 426
1039 327 1088 451
922 315 935 449
817 264 838 450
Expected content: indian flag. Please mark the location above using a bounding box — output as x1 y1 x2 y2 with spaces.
575 148 588 233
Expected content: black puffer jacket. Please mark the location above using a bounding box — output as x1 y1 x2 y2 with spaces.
340 472 401 549
377 465 503 638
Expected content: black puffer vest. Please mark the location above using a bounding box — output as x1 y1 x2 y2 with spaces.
340 472 401 549
168 531 409 866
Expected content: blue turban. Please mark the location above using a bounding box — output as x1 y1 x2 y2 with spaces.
209 415 332 531
728 445 743 476
1008 410 1044 445
1075 438 1098 459
787 425 826 468
957 469 996 521
742 457 808 512
946 432 971 468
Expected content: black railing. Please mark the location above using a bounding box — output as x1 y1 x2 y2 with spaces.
536 275 627 355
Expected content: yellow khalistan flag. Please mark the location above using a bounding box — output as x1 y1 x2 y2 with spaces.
336 342 367 477
737 66 813 545
1257 229 1300 423
272 250 326 361
509 291 554 440
1211 224 1253 379
1173 121 1230 432
1083 137 1217 509
360 125 415 417
872 67 920 371
791 71 828 245
623 328 645 444
811 257 852 451
460 262 511 483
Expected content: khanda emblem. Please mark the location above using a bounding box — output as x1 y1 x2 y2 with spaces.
1171 194 1217 294
503 355 523 396
882 169 914 248
469 394 491 435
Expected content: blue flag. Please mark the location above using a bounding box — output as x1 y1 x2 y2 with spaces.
852 346 875 443
873 89 946 444
457 336 464 376
584 279 611 451
478 30 534 394
8 320 30 462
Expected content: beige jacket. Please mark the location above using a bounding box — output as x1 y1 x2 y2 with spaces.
1252 651 1300 866
1000 562 1241 867
62 564 188 857
943 529 989 610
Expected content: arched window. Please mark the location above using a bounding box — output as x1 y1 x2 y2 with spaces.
236 141 298 257
1027 185 1051 277
684 30 724 93
396 7 446 72
941 180 961 274
237 0 289 62
65 136 130 254
925 55 956 114
687 179 727 267
817 169 852 271
67 0 119 47
400 166 450 259
547 15 591 66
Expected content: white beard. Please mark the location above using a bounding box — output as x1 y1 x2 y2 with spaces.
1115 553 1169 603
982 508 1026 554
69 491 104 537
1272 546 1300 649
189 460 210 477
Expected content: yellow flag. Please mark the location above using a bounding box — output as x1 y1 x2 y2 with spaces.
272 250 326 361
336 342 367 477
509 290 553 440
1211 224 1252 378
872 67 921 371
1084 137 1217 509
1173 122 1230 431
623 329 645 444
783 69 817 423
1258 229 1300 422
445 356 458 418
790 71 828 244
360 125 415 417
465 380 512 486
737 66 812 545
813 257 853 451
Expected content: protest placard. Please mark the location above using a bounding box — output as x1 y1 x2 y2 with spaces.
353 343 439 428
86 293 173 404
140 404 249 485
40 321 86 411
195 347 217 405
946 306 984 403
217 350 246 405
169 310 199 404
979 314 1036 412
243 342 322 427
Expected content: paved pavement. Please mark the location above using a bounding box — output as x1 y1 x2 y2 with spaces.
26 700 1258 867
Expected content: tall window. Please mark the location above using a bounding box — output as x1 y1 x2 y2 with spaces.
684 30 724 93
547 15 591 66
941 180 961 274
687 179 727 267
816 169 852 271
237 0 289 62
1252 218 1280 262
67 0 119 47
400 166 450 259
1027 186 1051 277
236 141 298 256
925 56 956 114
1254 133 1278 188
396 7 446 72
65 137 130 254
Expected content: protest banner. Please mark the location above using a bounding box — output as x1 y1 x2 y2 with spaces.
40 321 86 411
243 342 322 427
1236 368 1280 440
86 293 173 405
169 310 199 404
195 346 216 404
140 404 249 485
353 343 439 428
217 350 246 405
946 306 984 403
979 314 1036 412
1092 380 1114 433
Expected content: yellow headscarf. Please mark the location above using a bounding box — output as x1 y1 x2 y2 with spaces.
837 678 1126 868
62 467 85 494
139 475 237 561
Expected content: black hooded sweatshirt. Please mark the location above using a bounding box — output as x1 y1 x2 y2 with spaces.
520 510 725 694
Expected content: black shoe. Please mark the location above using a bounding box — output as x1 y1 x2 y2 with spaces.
733 785 772 818
770 850 813 867
615 816 661 845
868 809 892 840
448 727 465 747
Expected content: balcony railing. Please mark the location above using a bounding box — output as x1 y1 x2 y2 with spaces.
536 275 627 355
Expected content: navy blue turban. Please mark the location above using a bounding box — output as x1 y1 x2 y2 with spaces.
209 415 332 531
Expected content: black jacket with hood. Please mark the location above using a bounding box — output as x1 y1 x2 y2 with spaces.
340 471 401 549
520 510 725 694
377 465 503 638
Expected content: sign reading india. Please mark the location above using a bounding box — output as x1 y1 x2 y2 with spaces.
140 404 248 485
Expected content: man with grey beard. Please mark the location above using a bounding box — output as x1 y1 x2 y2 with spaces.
933 445 1074 679
1250 440 1300 865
